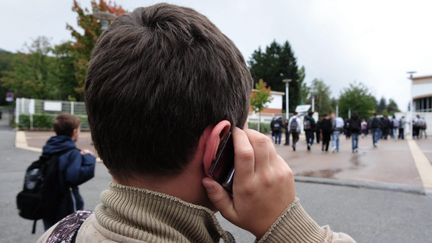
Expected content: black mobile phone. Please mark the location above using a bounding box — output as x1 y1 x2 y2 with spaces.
208 131 235 193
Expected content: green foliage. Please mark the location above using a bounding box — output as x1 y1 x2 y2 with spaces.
376 97 387 113
387 99 400 114
250 79 272 113
18 114 53 129
18 113 89 130
248 40 300 113
247 122 271 134
66 0 126 98
298 66 308 104
2 37 59 99
310 79 333 115
338 82 376 119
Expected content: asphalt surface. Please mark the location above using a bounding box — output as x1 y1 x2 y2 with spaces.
1 114 432 242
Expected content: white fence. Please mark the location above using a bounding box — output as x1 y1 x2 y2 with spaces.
15 98 88 129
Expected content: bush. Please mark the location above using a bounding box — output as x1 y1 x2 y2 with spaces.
247 122 271 134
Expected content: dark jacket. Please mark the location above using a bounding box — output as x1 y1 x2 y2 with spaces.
370 117 382 129
320 118 333 134
349 117 361 134
42 135 96 222
303 115 316 131
270 117 283 132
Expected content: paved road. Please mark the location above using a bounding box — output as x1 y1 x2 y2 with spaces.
1 114 432 242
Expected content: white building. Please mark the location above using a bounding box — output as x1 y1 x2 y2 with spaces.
248 90 284 123
406 75 432 136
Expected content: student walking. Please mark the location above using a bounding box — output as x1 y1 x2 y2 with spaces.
315 118 321 143
361 119 368 137
270 116 283 144
331 113 344 152
399 116 406 139
391 115 399 140
370 113 382 147
320 114 333 152
40 114 96 229
349 113 361 153
288 112 301 151
303 111 316 151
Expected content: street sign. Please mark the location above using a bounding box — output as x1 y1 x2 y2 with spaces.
6 92 14 102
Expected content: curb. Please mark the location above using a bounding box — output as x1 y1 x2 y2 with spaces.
295 176 427 195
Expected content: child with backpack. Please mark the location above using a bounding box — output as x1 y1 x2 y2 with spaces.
17 113 96 232
288 112 301 151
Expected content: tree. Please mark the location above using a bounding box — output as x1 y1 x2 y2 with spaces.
2 37 59 99
66 0 126 98
250 79 273 132
248 40 300 113
0 49 15 105
376 97 387 114
309 79 333 115
338 82 376 119
298 66 309 104
387 98 400 115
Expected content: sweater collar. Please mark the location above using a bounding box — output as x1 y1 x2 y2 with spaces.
95 183 233 242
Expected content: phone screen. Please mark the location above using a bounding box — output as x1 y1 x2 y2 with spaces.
208 131 235 193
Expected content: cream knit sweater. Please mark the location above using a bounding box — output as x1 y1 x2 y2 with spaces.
38 183 355 242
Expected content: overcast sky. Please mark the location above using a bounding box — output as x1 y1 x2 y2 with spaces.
2 0 432 111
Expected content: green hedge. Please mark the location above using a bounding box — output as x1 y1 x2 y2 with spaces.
18 114 89 130
247 122 271 134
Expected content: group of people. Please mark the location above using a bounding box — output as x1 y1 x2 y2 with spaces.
271 111 427 153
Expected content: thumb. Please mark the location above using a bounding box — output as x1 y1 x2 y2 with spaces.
202 177 236 220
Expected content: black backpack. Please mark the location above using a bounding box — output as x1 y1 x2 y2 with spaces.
16 151 70 233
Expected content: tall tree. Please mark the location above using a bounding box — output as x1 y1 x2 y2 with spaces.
387 98 400 115
376 97 387 114
338 82 376 119
2 37 58 99
309 79 333 115
66 0 125 98
250 79 273 132
297 66 309 104
248 40 300 113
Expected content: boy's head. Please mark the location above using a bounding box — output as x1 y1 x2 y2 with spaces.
85 3 252 179
53 113 81 140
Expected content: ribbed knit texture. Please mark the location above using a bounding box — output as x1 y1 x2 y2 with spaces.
95 183 233 243
257 199 327 243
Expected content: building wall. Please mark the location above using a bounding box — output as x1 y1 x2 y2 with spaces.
248 91 283 123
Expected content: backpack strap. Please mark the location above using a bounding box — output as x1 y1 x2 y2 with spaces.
46 210 92 243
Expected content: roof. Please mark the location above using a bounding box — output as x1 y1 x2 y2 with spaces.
251 89 285 95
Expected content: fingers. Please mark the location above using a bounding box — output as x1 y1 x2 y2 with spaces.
202 177 236 220
232 128 255 181
244 129 271 172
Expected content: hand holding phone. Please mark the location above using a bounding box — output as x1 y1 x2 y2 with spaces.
203 128 296 239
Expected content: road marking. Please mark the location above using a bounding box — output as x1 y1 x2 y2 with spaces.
15 130 42 153
407 139 432 190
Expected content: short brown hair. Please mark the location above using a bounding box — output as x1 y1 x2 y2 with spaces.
53 113 80 137
85 3 252 177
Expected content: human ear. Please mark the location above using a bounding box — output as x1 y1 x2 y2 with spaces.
202 120 231 176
